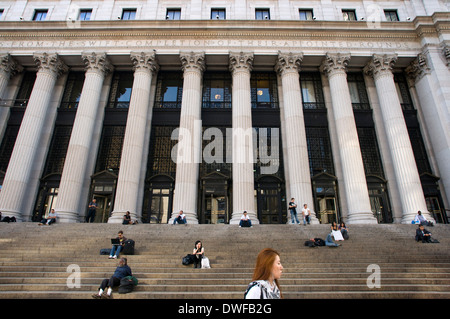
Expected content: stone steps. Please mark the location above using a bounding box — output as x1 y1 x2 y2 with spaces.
0 223 449 299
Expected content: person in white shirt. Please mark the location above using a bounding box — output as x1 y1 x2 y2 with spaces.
173 210 187 224
301 204 311 225
244 248 283 299
239 211 252 227
413 211 433 226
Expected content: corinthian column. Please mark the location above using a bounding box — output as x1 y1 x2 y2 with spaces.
0 54 22 99
169 52 205 224
229 52 257 224
275 52 317 224
365 54 429 223
109 52 159 223
55 52 113 223
0 53 67 221
321 53 376 224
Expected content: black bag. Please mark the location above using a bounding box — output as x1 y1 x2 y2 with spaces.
182 254 194 265
100 248 111 255
122 239 135 255
118 276 138 294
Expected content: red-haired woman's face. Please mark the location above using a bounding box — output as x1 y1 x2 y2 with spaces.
271 255 283 280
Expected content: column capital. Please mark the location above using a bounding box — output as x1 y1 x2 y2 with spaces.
405 53 430 84
180 51 205 73
130 51 159 74
81 52 113 76
364 54 397 79
275 51 303 76
320 53 351 77
229 52 254 75
33 52 68 77
0 54 23 78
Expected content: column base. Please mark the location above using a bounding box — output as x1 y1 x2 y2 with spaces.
56 211 80 223
347 212 378 224
0 210 23 222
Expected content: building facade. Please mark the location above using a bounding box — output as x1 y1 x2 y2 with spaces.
0 0 448 225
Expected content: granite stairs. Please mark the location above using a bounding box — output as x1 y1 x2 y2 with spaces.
0 222 449 299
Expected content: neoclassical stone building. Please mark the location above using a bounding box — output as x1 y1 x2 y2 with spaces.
0 0 448 225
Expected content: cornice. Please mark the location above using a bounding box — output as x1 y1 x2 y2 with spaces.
0 19 425 42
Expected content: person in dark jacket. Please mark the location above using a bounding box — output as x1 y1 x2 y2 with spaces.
415 225 432 243
92 257 132 299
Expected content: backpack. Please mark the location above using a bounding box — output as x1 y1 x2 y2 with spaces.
182 254 194 265
122 239 135 255
118 276 138 294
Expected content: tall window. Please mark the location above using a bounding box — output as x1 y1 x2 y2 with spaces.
300 72 325 109
79 9 92 21
299 9 314 21
306 127 335 177
357 127 384 177
95 126 125 173
342 9 357 21
211 8 226 20
43 126 72 175
166 8 181 20
394 74 414 110
60 72 84 109
147 126 178 178
107 72 133 108
121 9 136 20
251 73 278 108
202 72 232 108
14 72 36 107
154 72 183 108
384 10 399 21
347 73 370 110
255 8 270 20
33 9 48 21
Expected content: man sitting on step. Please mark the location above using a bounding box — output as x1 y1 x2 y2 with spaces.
92 257 132 299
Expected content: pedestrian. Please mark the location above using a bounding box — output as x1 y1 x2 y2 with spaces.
244 248 283 299
109 230 127 259
38 209 58 225
92 257 132 299
302 204 311 225
239 211 252 227
193 240 204 269
86 198 97 223
173 210 187 224
288 198 300 224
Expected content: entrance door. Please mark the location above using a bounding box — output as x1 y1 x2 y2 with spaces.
149 188 171 223
257 188 283 224
93 194 111 223
317 197 337 224
200 172 230 224
367 177 392 223
204 194 227 224
426 196 445 224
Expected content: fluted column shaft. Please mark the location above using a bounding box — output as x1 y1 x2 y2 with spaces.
366 54 429 223
321 53 376 224
0 53 66 221
275 52 317 224
109 52 158 223
55 53 112 223
169 52 205 224
229 52 257 224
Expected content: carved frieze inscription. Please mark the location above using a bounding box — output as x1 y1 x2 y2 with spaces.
0 38 417 52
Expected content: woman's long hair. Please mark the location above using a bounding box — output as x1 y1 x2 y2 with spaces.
251 248 283 298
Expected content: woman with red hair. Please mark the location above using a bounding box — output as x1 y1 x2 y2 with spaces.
244 248 283 299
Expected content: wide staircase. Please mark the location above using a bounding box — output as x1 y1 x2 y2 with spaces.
0 222 449 299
